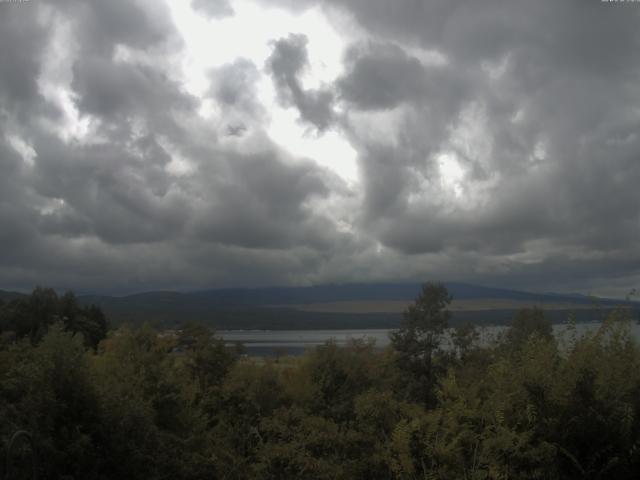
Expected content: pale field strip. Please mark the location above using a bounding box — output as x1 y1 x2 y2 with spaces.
267 299 611 314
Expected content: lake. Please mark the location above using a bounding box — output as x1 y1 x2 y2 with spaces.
220 321 640 356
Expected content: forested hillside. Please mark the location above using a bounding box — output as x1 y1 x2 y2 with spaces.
72 283 640 328
2 284 640 479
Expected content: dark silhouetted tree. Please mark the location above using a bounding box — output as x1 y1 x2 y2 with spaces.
391 282 452 406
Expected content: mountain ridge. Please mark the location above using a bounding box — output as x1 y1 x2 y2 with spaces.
3 283 637 330
76 282 635 306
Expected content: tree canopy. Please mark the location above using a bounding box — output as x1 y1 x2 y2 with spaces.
2 286 640 479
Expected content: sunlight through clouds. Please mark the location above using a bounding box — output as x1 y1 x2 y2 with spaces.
438 152 465 200
1 0 638 294
166 0 359 185
267 106 359 184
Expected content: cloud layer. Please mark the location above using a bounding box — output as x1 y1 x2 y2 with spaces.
0 0 639 295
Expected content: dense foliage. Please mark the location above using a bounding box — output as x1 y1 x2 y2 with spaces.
2 284 640 479
0 287 108 348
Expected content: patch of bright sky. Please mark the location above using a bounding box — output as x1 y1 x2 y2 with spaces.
39 198 66 216
36 6 93 143
438 152 465 199
511 108 525 124
268 107 359 184
443 102 501 208
449 102 493 166
531 140 548 163
406 149 485 211
404 45 448 68
166 0 359 185
157 135 196 177
505 239 551 265
6 134 37 167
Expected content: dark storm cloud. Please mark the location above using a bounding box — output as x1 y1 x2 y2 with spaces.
337 41 472 120
0 12 40 101
338 43 428 110
51 0 178 55
260 0 640 291
1 0 640 294
28 133 187 244
71 58 197 121
267 34 335 131
194 152 341 250
0 0 357 292
0 3 53 124
0 142 38 254
208 59 264 136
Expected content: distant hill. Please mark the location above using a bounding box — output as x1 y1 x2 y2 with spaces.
81 282 632 306
0 289 27 303
73 283 639 330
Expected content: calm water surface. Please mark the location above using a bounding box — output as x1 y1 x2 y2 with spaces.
221 322 640 356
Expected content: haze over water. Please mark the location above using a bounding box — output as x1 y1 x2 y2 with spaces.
221 321 640 356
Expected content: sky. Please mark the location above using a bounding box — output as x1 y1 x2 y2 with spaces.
0 0 639 296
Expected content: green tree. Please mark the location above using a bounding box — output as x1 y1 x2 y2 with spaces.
391 282 452 406
3 287 59 343
505 307 553 349
452 321 480 359
291 339 381 423
60 292 108 349
0 288 108 348
181 323 237 396
0 324 104 479
91 324 205 479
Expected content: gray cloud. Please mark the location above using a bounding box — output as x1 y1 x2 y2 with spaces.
212 59 260 110
191 0 234 18
338 43 428 110
261 0 640 292
0 4 53 124
267 34 335 131
51 0 178 56
0 0 639 294
208 58 264 136
0 0 357 292
71 58 197 121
